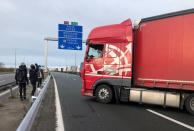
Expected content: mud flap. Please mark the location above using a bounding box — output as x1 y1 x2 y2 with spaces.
113 86 121 103
120 87 130 102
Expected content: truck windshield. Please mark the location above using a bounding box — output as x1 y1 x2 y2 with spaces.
87 44 104 59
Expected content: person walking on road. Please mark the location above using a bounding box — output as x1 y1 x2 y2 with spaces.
15 63 28 101
35 63 39 87
37 65 44 87
29 64 38 96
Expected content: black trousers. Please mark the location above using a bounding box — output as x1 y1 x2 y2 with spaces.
38 78 42 87
31 83 36 96
19 83 26 99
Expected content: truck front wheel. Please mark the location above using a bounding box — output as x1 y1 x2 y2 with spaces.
95 84 113 104
185 94 194 115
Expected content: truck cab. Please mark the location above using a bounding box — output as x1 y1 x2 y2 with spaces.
81 19 133 102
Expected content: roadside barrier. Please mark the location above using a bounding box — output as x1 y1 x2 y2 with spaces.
0 81 16 91
16 75 51 131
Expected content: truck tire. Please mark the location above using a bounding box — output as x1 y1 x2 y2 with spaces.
95 84 113 104
185 94 194 115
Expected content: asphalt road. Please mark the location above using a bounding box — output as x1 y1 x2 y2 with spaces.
52 72 194 131
0 73 15 87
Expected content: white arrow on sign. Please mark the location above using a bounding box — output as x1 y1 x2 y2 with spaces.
60 44 65 48
76 45 81 50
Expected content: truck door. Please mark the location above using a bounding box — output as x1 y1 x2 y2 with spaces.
84 44 104 90
103 43 120 77
103 43 131 85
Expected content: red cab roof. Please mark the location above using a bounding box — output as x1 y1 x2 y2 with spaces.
87 19 133 43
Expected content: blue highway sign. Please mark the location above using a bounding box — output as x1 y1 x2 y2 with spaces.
58 24 83 50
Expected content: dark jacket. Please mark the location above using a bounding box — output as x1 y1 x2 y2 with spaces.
29 68 38 84
35 64 39 73
15 65 28 84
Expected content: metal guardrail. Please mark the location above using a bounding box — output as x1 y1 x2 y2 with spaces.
16 75 51 131
0 81 16 91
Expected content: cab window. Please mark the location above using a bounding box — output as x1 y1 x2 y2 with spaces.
88 44 104 59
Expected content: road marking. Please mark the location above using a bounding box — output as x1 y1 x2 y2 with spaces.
0 86 18 97
0 80 5 82
53 75 65 131
0 74 8 77
0 74 11 77
147 109 194 131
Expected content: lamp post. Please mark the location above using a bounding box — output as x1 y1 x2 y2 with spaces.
14 48 17 72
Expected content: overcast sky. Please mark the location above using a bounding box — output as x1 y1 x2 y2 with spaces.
0 0 194 68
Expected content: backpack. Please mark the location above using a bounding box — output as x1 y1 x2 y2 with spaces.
17 69 26 82
30 69 38 83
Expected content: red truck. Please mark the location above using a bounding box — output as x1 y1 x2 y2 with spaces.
80 8 194 115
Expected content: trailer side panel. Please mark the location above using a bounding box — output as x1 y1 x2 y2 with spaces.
134 13 194 91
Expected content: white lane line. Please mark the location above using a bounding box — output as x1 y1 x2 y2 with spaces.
147 109 194 131
53 76 65 131
0 74 10 77
0 86 18 97
0 80 5 82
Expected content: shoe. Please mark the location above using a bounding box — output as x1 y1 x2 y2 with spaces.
23 97 26 100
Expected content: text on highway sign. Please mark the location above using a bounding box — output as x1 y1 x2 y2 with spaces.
58 24 83 50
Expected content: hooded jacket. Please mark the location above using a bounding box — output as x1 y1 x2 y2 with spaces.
15 65 28 83
29 68 38 84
